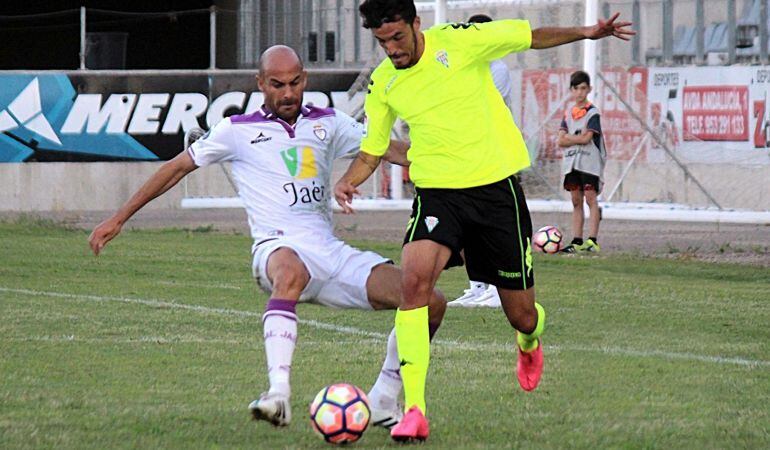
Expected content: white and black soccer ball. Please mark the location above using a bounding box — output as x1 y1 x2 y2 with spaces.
533 225 563 254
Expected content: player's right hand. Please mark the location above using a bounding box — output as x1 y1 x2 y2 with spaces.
88 218 123 256
333 180 360 214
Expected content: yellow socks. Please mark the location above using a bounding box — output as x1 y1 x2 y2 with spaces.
395 306 430 414
517 302 546 352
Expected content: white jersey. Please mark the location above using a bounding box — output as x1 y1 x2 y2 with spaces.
490 59 513 111
188 105 364 243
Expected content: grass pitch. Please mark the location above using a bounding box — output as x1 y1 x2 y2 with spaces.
1 220 768 449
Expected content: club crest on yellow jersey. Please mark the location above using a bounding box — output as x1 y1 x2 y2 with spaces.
435 50 449 68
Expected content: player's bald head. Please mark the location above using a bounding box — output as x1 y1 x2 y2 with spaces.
258 45 303 75
256 45 307 124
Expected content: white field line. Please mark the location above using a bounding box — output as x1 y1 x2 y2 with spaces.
154 280 243 290
2 287 768 368
2 335 245 344
1 335 354 345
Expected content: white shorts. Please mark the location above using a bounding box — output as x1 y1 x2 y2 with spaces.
251 235 390 310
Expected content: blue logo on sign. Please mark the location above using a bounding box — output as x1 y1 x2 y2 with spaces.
0 74 157 162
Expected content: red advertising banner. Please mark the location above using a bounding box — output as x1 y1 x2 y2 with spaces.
597 67 648 160
519 67 648 161
682 86 749 141
520 68 574 160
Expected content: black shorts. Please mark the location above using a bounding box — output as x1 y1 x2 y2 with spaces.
403 175 534 290
563 170 601 193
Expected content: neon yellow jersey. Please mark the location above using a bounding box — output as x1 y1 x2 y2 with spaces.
361 20 532 188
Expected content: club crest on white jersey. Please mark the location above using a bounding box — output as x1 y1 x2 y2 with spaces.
313 124 327 141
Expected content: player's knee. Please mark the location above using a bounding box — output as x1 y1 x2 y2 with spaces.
271 265 309 292
401 272 433 307
508 305 538 334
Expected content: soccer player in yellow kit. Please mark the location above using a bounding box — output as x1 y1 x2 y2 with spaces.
334 0 634 442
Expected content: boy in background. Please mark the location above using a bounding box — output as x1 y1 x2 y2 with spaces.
558 70 606 253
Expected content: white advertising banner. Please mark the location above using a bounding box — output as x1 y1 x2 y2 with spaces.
646 66 770 165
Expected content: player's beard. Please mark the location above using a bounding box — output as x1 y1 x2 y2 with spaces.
275 98 302 122
391 26 419 69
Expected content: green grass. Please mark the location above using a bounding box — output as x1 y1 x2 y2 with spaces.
0 222 768 449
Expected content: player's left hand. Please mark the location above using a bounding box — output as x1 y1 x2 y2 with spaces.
587 12 635 41
333 180 360 214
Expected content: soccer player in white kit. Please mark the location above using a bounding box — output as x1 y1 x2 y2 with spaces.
88 45 446 430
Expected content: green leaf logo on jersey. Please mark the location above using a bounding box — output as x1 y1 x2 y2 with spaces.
280 146 318 179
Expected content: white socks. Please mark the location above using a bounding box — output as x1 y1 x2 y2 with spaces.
262 299 298 397
368 328 402 409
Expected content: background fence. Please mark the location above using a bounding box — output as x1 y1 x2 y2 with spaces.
2 1 769 70
1 1 769 215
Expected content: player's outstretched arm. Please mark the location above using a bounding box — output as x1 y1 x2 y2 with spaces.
382 139 410 167
88 151 198 255
333 152 382 214
531 12 634 49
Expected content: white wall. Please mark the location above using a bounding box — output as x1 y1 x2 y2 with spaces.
2 161 767 212
0 163 234 212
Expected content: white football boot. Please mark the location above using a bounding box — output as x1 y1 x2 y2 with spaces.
249 392 291 426
475 285 502 308
369 399 404 429
448 281 488 307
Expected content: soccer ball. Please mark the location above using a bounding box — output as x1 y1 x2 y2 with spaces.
309 383 370 445
533 225 563 254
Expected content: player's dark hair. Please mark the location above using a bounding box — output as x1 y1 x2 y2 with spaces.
359 0 417 29
467 14 493 23
570 70 591 88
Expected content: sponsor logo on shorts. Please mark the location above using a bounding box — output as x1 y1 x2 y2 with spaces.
498 270 522 279
425 216 439 233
